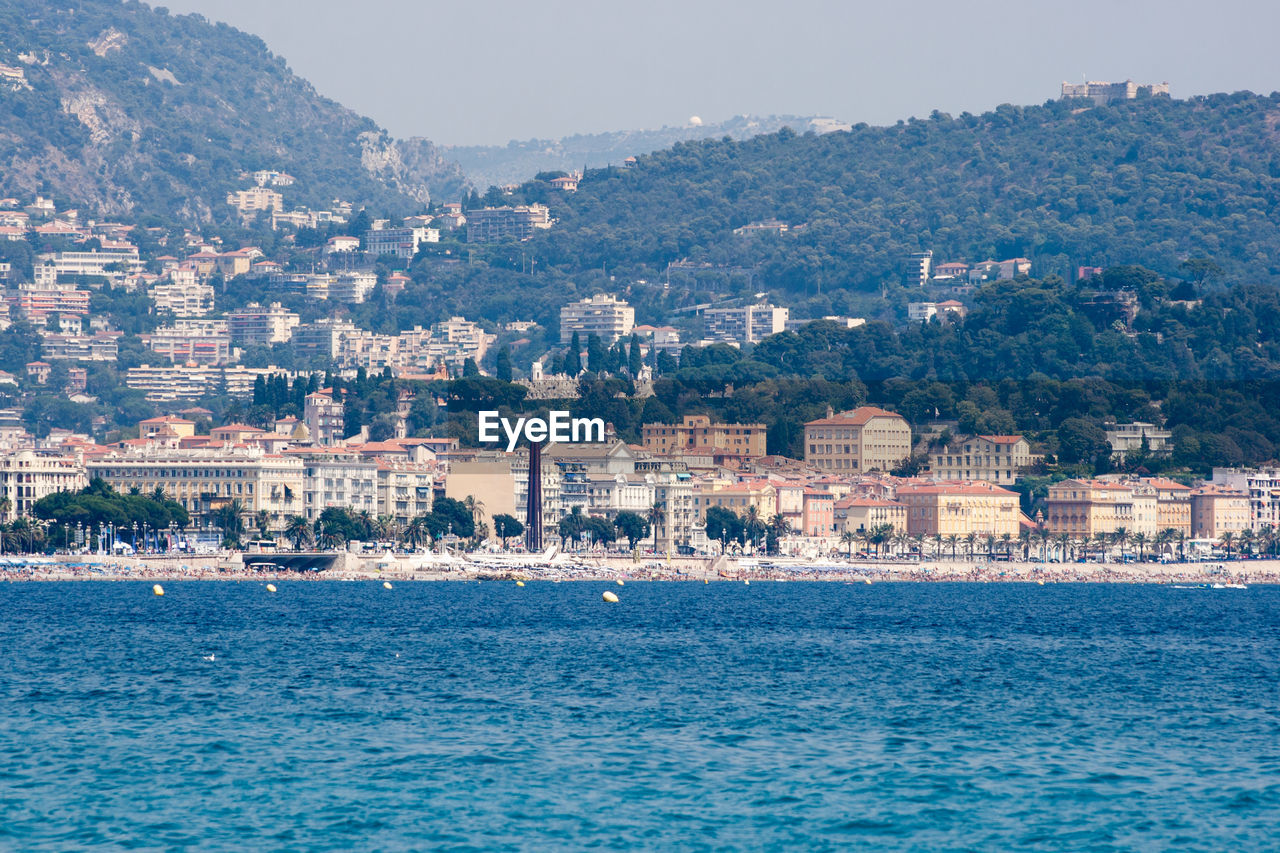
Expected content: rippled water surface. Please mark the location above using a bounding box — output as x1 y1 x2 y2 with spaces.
2 581 1279 851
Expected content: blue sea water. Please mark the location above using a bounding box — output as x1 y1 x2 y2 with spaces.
2 581 1279 851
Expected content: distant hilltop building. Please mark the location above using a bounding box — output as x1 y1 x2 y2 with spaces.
1060 80 1170 105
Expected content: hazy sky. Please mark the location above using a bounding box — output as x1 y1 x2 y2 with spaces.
160 0 1280 147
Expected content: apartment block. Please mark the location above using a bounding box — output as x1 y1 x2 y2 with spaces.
144 320 233 366
804 407 912 473
151 281 215 317
285 447 377 520
642 415 768 458
226 302 300 346
125 364 278 402
87 445 305 528
834 496 907 535
1190 485 1252 540
560 294 635 344
0 449 89 521
929 435 1033 485
1044 479 1158 538
703 303 789 344
1105 422 1173 461
896 481 1021 538
375 459 435 527
364 226 439 259
227 187 284 219
303 390 345 446
465 204 552 243
1210 467 1280 529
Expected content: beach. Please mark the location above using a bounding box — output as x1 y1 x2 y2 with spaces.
3 551 1277 585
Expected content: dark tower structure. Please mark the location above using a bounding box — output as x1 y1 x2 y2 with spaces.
525 440 543 551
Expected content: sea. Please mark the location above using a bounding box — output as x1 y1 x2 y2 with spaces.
2 581 1278 851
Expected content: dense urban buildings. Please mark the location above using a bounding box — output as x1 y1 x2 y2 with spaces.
804 407 912 473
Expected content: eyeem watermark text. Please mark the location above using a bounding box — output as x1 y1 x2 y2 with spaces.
478 410 605 452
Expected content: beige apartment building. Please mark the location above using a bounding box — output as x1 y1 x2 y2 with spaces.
834 496 907 535
929 434 1033 485
1190 485 1251 540
1044 479 1158 538
1141 477 1192 536
896 481 1021 538
693 481 778 524
642 415 768 458
804 407 912 473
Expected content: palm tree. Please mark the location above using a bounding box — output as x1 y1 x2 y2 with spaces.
284 515 312 550
945 534 959 560
1154 528 1172 561
1132 532 1148 562
213 499 246 547
0 496 11 524
1112 527 1130 562
1239 529 1256 558
646 501 666 553
255 510 272 540
463 496 485 528
1092 531 1109 561
964 532 977 561
864 524 890 557
403 515 430 550
1000 532 1013 560
839 530 858 557
1220 531 1236 560
1056 533 1070 562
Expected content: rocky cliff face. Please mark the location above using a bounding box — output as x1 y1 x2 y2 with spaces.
0 0 462 220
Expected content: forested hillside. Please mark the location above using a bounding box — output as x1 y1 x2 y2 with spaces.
446 115 845 189
0 0 463 219
511 92 1280 303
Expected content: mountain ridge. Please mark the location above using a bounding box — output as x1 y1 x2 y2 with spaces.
0 0 464 219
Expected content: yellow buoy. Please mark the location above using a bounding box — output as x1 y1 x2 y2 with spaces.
1037 579 1045 586
152 584 164 596
516 580 525 587
744 579 750 585
704 579 709 584
602 590 619 603
864 578 872 585
615 579 624 586
266 583 277 593
383 581 393 590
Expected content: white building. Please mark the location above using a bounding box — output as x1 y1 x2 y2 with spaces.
1211 467 1280 530
703 303 789 344
0 449 89 521
364 226 439 260
560 294 636 344
87 445 305 529
226 302 300 346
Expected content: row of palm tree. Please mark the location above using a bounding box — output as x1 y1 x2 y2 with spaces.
829 525 1280 563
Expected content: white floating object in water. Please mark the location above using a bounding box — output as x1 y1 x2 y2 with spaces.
602 590 619 603
203 653 215 662
616 579 624 586
744 580 750 585
516 580 525 587
383 581 393 590
266 583 277 593
152 584 164 596
864 578 872 585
